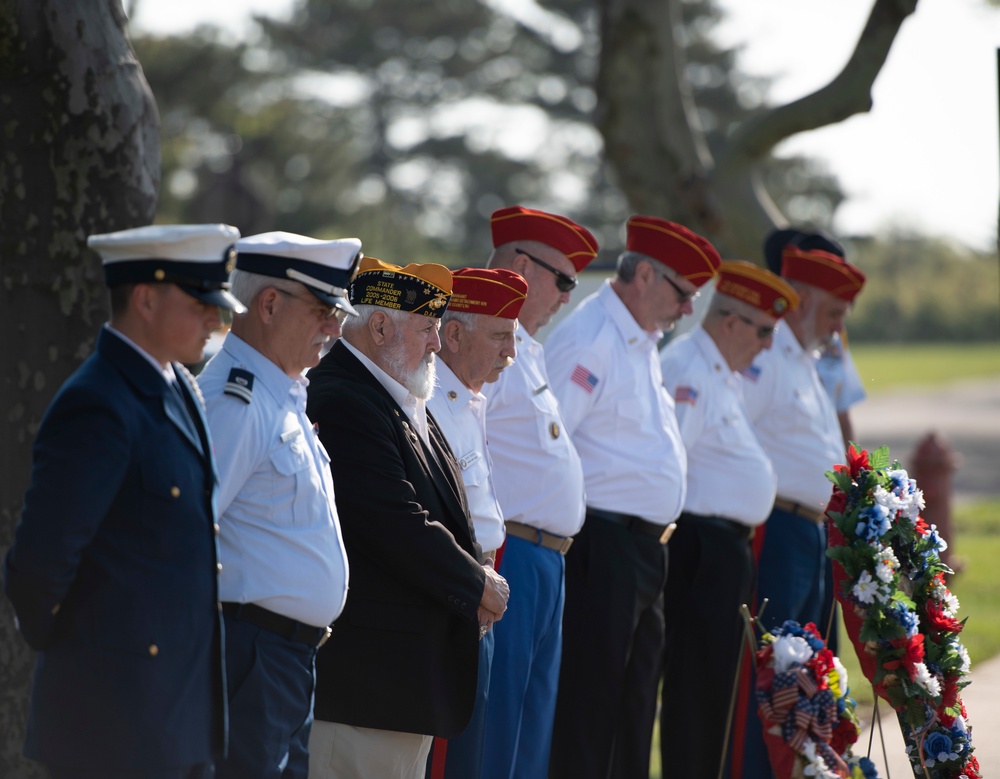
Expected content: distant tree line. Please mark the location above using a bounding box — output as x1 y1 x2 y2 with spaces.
844 233 999 343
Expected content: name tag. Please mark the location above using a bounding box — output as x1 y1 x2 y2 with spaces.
458 451 481 470
280 428 302 443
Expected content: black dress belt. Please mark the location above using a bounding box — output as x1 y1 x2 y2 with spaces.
680 512 755 540
221 602 331 648
587 508 676 545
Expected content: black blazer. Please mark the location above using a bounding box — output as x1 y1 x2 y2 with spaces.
3 327 226 770
306 340 486 737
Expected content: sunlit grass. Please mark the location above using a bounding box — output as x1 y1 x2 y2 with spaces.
850 343 1000 395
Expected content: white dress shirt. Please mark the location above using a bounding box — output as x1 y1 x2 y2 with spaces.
545 281 686 526
199 333 349 628
481 327 586 537
427 361 506 553
741 323 844 511
660 327 776 526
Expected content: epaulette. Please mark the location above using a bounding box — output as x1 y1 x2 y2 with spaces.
224 368 255 404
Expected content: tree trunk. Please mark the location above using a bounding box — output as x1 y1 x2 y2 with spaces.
0 2 159 774
597 0 918 258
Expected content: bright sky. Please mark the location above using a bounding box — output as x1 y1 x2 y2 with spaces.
131 0 1000 251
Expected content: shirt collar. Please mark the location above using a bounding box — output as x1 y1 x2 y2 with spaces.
692 326 739 385
104 324 175 385
221 332 301 403
774 321 810 361
599 280 659 350
514 321 541 352
341 337 424 414
435 360 482 413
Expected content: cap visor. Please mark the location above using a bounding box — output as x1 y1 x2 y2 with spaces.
309 288 358 318
180 285 247 314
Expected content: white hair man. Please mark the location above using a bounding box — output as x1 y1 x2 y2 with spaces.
305 257 509 779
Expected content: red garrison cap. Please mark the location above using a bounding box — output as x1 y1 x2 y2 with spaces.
448 268 528 320
781 246 866 302
715 261 800 318
490 206 599 272
625 215 721 288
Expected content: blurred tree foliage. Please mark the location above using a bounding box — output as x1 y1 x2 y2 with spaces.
846 233 999 343
133 0 842 266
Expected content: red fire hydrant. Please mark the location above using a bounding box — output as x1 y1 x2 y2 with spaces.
910 433 962 572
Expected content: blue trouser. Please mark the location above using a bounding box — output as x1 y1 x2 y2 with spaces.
739 507 826 779
428 628 495 778
216 614 317 779
481 535 565 779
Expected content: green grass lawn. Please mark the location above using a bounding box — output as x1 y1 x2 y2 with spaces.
850 342 1000 395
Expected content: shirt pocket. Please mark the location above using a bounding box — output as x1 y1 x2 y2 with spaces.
456 449 486 490
791 383 825 420
529 390 566 449
269 433 315 526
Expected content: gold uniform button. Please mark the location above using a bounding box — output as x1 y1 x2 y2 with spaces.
148 644 159 656
213 523 221 536
447 391 457 400
170 486 181 498
154 269 165 281
216 563 223 573
549 421 560 440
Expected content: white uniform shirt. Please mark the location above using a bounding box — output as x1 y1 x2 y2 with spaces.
545 281 686 526
199 333 349 628
741 323 844 511
660 327 776 526
481 327 586 537
427 361 506 553
816 332 866 413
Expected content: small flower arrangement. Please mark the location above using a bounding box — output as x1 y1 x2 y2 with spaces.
754 620 880 779
825 444 980 779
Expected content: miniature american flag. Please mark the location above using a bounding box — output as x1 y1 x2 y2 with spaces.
674 385 698 404
740 364 761 382
570 364 599 393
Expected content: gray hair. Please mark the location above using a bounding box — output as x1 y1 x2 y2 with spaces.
341 303 423 337
229 268 301 312
616 250 671 283
707 291 759 320
441 309 482 331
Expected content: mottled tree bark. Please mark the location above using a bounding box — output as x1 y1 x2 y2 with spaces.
0 1 159 774
597 0 918 257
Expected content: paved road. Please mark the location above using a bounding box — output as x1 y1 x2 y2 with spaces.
851 376 1000 504
857 650 998 776
851 376 999 775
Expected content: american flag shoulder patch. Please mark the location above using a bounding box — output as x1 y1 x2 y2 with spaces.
740 364 762 382
674 385 698 404
570 364 599 393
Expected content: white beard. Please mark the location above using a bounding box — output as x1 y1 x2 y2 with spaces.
384 342 437 400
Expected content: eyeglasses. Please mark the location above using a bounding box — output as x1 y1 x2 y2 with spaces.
516 248 577 292
658 270 700 305
276 288 350 325
718 309 775 339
